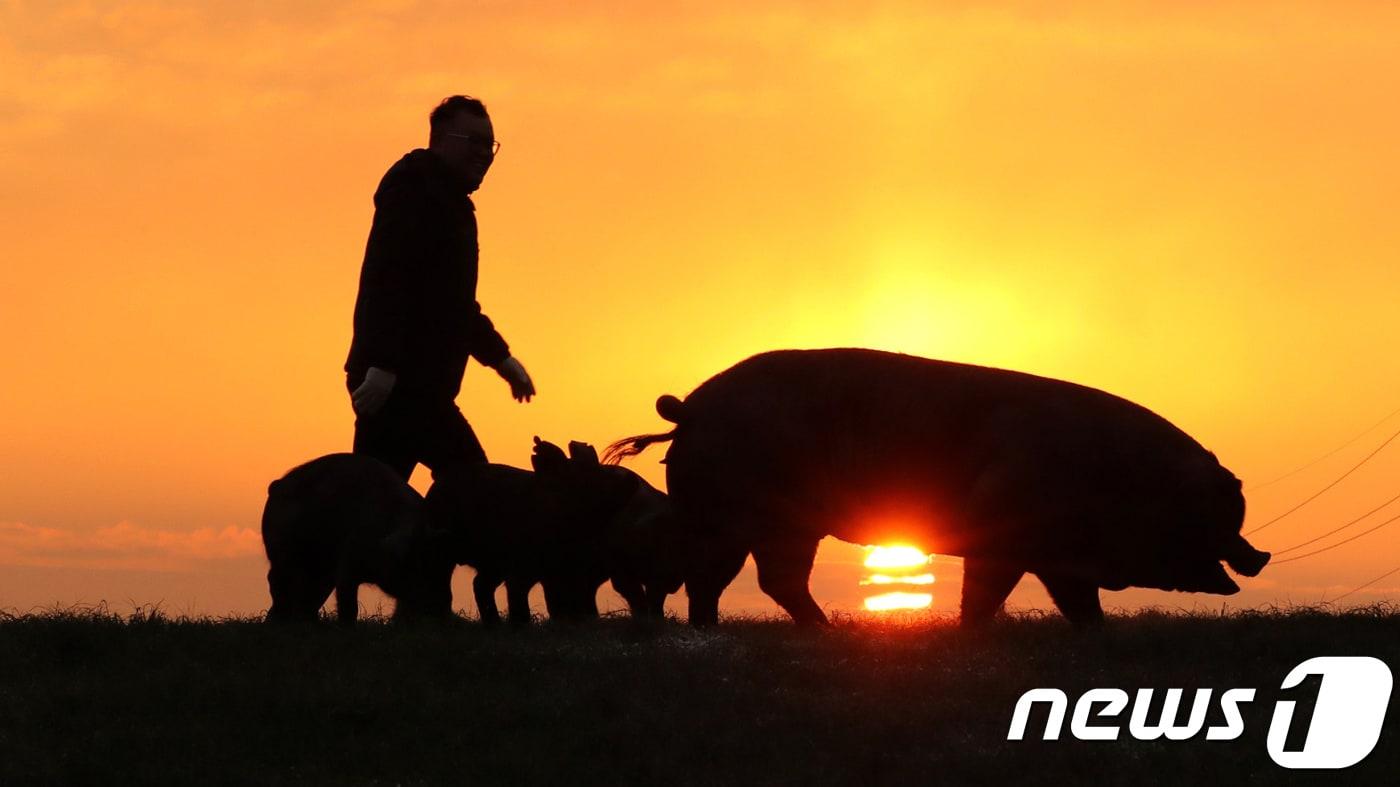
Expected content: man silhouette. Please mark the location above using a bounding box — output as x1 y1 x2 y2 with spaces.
344 95 534 481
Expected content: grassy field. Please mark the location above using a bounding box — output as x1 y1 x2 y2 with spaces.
0 606 1395 786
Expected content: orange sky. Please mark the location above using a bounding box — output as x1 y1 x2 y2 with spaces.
2 0 1398 618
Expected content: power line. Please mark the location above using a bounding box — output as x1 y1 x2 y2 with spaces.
1270 490 1400 555
1330 565 1400 603
1243 424 1400 537
1247 404 1400 492
1269 510 1400 564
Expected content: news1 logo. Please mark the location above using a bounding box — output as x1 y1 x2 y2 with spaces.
1007 657 1393 769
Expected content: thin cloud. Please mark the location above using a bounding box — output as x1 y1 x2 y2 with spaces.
0 521 262 572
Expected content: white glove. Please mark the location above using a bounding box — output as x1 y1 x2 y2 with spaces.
496 356 535 403
351 366 397 416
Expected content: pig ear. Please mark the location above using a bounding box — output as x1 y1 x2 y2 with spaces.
568 441 600 466
531 436 569 474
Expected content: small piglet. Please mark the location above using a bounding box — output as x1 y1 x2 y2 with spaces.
424 438 639 625
595 460 689 619
262 453 453 624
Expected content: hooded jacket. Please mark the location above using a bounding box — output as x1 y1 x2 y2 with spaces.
344 148 510 397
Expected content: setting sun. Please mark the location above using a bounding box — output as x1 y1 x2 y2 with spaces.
864 592 935 612
862 573 935 586
862 547 936 612
863 546 932 570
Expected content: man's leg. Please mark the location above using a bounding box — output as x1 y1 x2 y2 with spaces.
418 401 489 481
347 373 417 481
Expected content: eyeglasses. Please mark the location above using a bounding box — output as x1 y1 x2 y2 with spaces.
442 132 501 157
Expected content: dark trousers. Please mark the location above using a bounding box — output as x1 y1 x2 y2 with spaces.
346 373 487 482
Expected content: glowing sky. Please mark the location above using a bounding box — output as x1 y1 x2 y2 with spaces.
2 1 1398 617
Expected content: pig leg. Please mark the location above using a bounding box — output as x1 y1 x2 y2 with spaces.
650 577 683 618
752 535 828 626
959 556 1024 626
1035 572 1104 628
333 544 371 625
544 578 600 621
335 577 360 626
686 536 749 628
266 562 326 623
569 580 602 619
506 578 533 626
580 582 601 618
611 575 649 617
473 572 502 627
542 579 573 620
645 588 668 617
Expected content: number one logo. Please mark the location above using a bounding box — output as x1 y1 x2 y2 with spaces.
1267 657 1393 769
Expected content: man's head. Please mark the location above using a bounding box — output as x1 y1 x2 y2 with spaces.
428 95 497 193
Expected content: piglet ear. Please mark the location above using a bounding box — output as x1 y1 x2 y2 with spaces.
568 441 600 466
531 436 569 474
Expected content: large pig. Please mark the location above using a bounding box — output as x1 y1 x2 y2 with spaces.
262 453 454 624
606 348 1271 627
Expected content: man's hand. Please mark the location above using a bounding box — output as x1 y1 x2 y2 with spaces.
496 356 535 403
351 366 397 416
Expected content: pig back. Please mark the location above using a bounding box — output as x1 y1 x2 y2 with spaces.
262 453 424 556
424 463 548 571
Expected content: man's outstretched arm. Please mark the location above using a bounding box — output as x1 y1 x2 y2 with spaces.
465 307 534 402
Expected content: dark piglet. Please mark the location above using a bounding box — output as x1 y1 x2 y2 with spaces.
424 438 639 625
262 453 453 624
590 447 689 618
